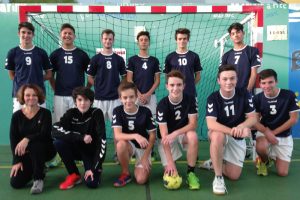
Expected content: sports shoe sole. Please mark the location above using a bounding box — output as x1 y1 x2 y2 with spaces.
60 179 82 190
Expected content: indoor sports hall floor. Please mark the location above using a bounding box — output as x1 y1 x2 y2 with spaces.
0 140 299 200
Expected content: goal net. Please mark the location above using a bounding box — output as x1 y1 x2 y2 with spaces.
20 5 263 140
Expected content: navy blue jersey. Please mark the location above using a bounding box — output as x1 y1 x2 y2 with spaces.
206 88 255 139
127 55 160 94
163 51 202 97
5 46 52 97
156 94 198 138
254 89 300 137
50 47 90 96
221 45 261 90
87 52 126 100
112 105 156 148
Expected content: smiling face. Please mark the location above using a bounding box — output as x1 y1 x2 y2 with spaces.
120 88 137 113
218 70 237 96
260 76 278 97
101 33 114 50
61 27 75 47
18 27 34 47
75 95 92 113
166 76 184 103
23 88 39 107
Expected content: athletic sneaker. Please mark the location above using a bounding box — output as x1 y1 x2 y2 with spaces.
186 172 200 190
212 176 227 195
113 173 132 187
59 173 82 190
30 180 44 194
257 161 268 176
199 158 214 170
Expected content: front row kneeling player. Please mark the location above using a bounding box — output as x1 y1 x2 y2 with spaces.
112 81 156 187
156 70 200 190
52 87 106 190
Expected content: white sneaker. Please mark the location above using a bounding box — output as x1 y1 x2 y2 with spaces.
199 158 213 170
212 176 227 195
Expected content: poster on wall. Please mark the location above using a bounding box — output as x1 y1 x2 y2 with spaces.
289 4 300 138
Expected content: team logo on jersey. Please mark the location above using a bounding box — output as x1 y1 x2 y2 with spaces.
257 55 261 62
151 117 156 125
248 98 254 107
157 111 163 121
112 114 116 123
207 103 213 113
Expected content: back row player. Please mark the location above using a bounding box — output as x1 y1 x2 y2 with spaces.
5 22 52 113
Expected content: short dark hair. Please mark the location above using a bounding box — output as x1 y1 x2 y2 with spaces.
259 69 278 82
137 31 150 41
101 29 115 38
166 70 185 83
72 87 95 103
218 64 237 78
17 84 45 105
60 23 75 34
118 80 138 96
175 28 190 40
228 22 244 34
18 22 35 33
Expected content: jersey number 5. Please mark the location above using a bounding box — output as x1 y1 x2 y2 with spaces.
128 120 135 130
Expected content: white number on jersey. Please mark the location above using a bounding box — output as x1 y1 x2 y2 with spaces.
142 62 148 70
106 61 112 69
64 56 73 64
128 120 135 130
270 105 277 115
224 105 235 117
175 110 181 120
25 56 32 66
178 58 187 66
234 55 240 64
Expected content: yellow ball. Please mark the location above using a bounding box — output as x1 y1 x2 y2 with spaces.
163 174 182 190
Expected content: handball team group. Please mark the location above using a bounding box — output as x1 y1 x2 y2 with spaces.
5 21 299 195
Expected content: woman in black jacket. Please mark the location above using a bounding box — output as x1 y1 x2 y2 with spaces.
9 84 56 194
